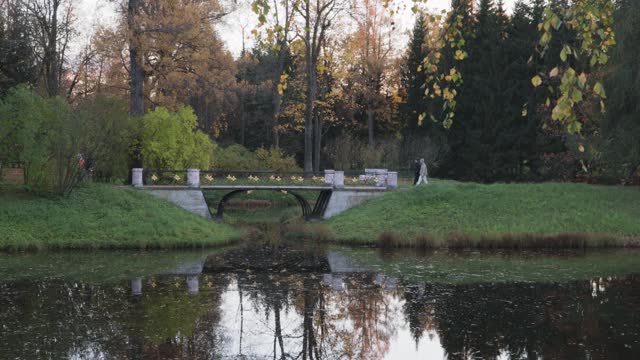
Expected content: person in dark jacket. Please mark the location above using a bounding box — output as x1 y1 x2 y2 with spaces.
413 159 420 185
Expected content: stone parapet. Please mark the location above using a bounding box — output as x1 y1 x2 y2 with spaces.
333 171 345 188
132 168 143 187
187 169 200 188
387 171 398 188
324 170 335 186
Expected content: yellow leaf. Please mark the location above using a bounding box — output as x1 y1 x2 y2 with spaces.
578 144 585 153
578 73 587 89
593 82 606 99
531 76 543 87
549 67 559 78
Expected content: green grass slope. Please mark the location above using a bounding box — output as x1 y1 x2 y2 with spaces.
326 180 640 245
0 183 240 250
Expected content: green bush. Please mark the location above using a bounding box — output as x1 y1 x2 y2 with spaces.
74 96 134 182
255 147 300 171
1 87 142 193
212 144 300 171
324 133 400 170
140 106 214 169
212 144 258 170
0 86 84 194
0 86 50 188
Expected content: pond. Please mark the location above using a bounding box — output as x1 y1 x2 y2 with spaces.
1 245 640 359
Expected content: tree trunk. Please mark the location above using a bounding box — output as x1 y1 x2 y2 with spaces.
128 0 144 169
128 0 144 118
240 105 246 146
272 41 287 149
367 103 375 146
303 3 314 174
304 83 315 174
273 93 281 149
313 114 321 173
45 1 59 97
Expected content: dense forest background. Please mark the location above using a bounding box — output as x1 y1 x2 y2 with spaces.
1 0 638 189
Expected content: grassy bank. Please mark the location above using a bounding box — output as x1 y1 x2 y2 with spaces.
321 180 640 248
0 183 240 251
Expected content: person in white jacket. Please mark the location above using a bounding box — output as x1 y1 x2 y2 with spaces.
416 158 428 185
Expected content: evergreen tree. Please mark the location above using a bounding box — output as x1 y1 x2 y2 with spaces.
433 0 475 178
0 2 38 95
399 14 450 166
442 0 547 181
400 14 429 136
599 0 640 183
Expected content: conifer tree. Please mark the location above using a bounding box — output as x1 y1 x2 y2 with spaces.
0 2 38 95
400 15 429 135
600 0 640 183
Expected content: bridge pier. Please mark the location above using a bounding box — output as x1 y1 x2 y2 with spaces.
145 188 212 219
322 189 385 219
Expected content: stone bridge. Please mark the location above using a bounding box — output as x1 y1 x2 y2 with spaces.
131 168 397 221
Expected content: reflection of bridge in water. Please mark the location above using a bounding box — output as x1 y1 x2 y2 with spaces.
129 249 399 296
131 168 398 220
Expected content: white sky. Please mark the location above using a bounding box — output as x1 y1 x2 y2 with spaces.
73 0 517 58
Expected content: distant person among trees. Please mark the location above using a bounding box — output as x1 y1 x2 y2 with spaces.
414 159 420 185
416 158 428 186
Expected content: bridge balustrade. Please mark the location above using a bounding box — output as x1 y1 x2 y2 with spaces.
131 168 397 221
132 168 398 189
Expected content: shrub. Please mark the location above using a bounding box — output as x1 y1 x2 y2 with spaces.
0 86 50 189
0 86 84 194
140 106 214 169
255 147 300 171
212 144 300 171
212 144 259 170
74 96 134 181
324 133 402 170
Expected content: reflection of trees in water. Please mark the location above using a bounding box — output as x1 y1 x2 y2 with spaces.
0 275 230 359
321 274 400 359
402 283 437 346
0 280 130 358
2 271 640 360
402 275 640 360
235 272 401 359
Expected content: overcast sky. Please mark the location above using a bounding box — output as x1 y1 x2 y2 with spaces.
73 0 517 58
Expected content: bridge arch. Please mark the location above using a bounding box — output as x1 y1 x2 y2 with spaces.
211 189 332 221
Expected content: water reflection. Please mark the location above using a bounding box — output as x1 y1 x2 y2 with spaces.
1 247 639 359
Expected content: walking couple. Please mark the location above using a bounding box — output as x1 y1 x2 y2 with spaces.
414 159 428 185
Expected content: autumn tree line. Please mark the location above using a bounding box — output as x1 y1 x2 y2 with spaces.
1 0 638 193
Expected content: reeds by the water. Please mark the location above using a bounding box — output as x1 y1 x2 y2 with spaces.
374 231 632 250
283 221 635 250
